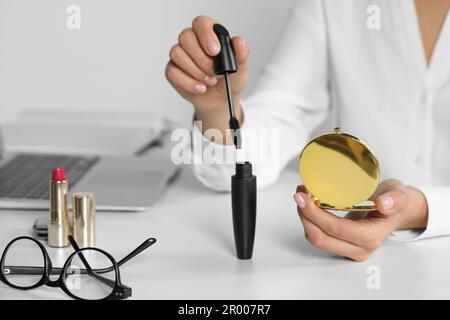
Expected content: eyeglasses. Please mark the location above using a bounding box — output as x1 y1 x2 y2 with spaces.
0 235 156 300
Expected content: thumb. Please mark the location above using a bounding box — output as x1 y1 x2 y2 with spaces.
375 190 408 216
231 36 249 71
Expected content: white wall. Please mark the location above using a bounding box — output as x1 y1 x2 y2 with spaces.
0 0 296 125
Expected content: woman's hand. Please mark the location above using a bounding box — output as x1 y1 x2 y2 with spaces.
165 16 249 138
294 179 429 262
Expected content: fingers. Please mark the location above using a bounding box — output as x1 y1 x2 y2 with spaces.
178 28 216 76
293 182 406 261
231 36 249 71
298 210 370 262
165 62 208 95
371 179 402 198
169 16 249 97
294 192 370 243
169 44 217 86
375 190 408 216
345 211 370 221
192 16 220 56
296 185 311 196
294 188 387 252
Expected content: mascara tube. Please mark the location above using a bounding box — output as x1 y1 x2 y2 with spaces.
48 168 70 248
232 162 257 260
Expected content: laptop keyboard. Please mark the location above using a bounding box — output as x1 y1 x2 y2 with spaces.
0 154 99 200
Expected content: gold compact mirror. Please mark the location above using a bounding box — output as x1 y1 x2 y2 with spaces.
298 128 380 212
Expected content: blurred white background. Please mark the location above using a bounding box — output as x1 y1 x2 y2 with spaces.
0 0 296 126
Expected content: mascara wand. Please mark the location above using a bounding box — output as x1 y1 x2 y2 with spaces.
213 24 257 260
213 24 242 149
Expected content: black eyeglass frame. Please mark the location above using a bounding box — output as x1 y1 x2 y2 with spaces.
0 235 156 300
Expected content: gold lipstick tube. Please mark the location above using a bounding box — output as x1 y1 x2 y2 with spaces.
48 169 70 248
72 192 96 248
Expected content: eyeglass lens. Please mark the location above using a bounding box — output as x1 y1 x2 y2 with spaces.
63 249 117 300
3 238 45 288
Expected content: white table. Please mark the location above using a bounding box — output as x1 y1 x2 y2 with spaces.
1 167 449 300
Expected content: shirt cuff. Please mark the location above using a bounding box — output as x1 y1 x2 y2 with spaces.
190 102 281 191
390 185 450 242
191 120 235 192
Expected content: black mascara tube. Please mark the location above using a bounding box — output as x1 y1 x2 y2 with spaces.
232 162 257 260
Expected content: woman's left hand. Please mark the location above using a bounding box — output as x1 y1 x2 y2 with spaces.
294 179 429 262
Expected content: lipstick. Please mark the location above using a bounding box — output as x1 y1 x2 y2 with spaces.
48 168 70 248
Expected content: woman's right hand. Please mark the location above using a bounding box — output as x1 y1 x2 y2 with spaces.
165 16 249 137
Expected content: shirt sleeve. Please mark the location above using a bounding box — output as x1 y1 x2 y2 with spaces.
192 0 331 192
390 186 450 241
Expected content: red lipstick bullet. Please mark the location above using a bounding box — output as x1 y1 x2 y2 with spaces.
48 168 70 247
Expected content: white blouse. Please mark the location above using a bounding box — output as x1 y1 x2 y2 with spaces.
191 0 450 240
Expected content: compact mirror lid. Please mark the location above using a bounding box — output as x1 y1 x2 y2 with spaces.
298 128 380 211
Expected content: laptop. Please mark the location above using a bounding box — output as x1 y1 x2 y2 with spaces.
0 126 179 212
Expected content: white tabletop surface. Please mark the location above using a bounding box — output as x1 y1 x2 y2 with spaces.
1 167 450 300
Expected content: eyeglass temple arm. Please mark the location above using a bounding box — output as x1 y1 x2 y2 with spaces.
117 238 157 267
0 266 113 294
2 266 49 275
68 236 94 273
67 238 157 275
68 236 117 289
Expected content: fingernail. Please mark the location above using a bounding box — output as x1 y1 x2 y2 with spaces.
294 193 306 209
195 84 207 93
204 75 217 86
380 196 394 210
206 39 220 55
